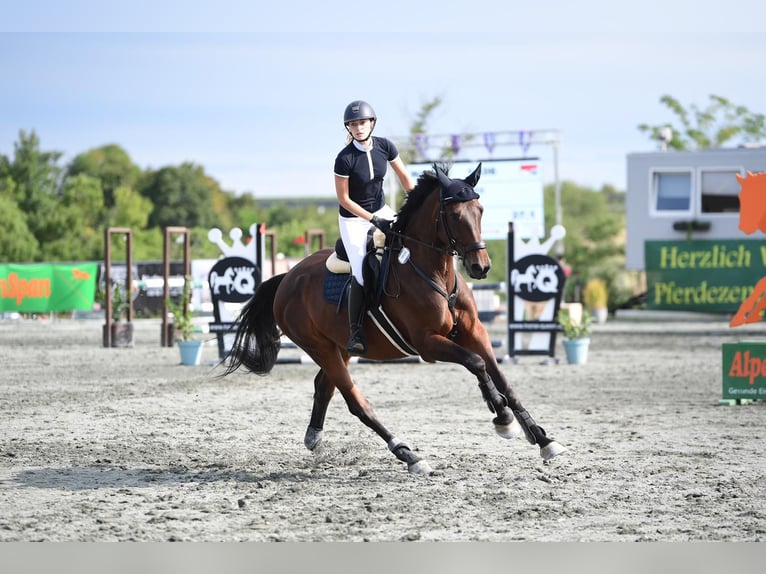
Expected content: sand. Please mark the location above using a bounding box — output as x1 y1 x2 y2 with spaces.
1 316 765 541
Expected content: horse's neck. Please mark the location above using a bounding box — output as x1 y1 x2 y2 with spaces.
401 206 454 282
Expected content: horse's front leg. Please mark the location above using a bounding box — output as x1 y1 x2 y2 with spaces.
482 350 567 461
422 333 566 461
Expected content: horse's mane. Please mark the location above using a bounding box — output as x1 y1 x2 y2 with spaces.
393 165 448 232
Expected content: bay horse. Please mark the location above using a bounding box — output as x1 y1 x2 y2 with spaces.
223 163 566 474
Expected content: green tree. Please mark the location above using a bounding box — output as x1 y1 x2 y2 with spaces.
544 181 626 304
67 144 140 206
229 192 266 233
61 174 105 228
0 193 39 261
39 174 105 261
109 184 153 230
638 94 766 150
5 130 64 251
139 163 220 230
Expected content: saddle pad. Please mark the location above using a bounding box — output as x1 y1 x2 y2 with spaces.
322 269 419 356
323 271 351 306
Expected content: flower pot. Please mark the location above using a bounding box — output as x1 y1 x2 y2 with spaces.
562 337 590 365
178 340 204 366
591 308 608 324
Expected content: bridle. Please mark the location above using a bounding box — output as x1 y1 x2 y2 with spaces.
437 192 486 260
383 187 486 260
380 184 487 341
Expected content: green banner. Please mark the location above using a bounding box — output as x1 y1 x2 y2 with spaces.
645 240 766 312
722 342 766 401
0 263 98 312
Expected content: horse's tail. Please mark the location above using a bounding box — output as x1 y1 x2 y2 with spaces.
223 273 286 377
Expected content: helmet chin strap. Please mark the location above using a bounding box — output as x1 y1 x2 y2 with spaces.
345 120 376 143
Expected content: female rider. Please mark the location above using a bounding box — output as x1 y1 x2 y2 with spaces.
334 100 415 355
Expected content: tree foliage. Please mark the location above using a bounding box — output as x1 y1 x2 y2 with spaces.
0 193 39 261
638 94 766 150
139 163 220 230
68 144 140 206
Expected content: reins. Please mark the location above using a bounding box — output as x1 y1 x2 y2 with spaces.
384 194 486 260
405 255 460 340
374 165 486 341
380 196 484 341
379 233 460 340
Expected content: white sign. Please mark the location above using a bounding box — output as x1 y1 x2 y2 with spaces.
407 159 545 240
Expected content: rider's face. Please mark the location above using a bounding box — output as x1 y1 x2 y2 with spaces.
346 119 372 141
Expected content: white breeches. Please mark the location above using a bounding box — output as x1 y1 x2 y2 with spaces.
338 204 396 285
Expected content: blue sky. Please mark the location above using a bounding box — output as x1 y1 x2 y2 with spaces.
1 0 764 197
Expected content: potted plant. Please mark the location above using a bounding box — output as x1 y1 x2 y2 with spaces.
557 307 592 365
103 282 134 348
167 275 203 366
583 277 609 324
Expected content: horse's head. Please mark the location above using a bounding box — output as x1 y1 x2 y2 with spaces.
433 163 491 279
394 163 491 279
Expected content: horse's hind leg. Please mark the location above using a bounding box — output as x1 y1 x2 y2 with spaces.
302 346 432 474
335 380 433 475
307 356 431 475
304 369 334 451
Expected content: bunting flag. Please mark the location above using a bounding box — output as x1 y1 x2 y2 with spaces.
414 133 429 157
483 132 496 154
519 130 533 155
450 134 462 155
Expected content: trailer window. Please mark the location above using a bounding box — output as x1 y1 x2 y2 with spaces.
653 171 691 211
701 169 741 213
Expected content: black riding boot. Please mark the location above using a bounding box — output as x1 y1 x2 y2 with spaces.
347 279 368 356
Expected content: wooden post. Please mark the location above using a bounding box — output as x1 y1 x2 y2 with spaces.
103 227 133 347
162 227 191 347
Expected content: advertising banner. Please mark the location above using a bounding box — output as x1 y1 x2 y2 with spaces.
722 342 766 402
407 159 545 240
0 263 98 312
645 240 766 312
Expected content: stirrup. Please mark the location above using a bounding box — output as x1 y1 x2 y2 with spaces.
347 336 367 356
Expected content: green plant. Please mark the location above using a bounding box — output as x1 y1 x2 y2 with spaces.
557 308 592 339
167 275 195 341
583 278 608 310
111 283 129 322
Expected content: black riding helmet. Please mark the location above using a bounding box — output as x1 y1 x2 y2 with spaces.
343 100 377 142
343 100 376 125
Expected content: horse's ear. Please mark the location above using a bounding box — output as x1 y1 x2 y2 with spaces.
464 163 482 187
434 163 451 190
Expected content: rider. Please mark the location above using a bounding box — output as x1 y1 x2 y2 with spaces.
334 100 415 356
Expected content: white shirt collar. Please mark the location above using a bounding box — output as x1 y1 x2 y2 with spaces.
352 138 374 152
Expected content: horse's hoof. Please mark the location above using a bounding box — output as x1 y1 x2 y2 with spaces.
495 417 523 440
540 441 567 461
304 427 324 451
408 460 434 475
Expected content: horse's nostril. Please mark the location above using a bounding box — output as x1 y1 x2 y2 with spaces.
471 263 489 278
